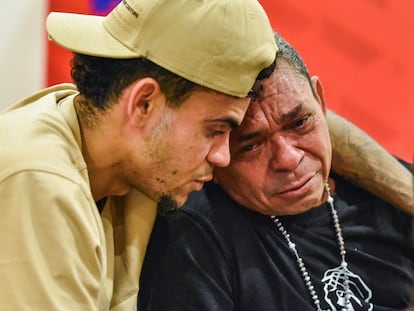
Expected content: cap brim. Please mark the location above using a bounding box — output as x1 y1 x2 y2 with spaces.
46 12 139 58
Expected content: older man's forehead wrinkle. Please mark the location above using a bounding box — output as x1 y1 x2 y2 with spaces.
279 103 304 123
260 93 304 127
232 106 268 142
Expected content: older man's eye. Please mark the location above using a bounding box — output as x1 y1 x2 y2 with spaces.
293 113 314 129
241 145 254 152
239 143 260 153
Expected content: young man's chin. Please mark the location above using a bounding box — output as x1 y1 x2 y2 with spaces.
156 187 205 216
157 193 181 216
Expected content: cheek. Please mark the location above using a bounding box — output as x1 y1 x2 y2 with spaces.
217 163 263 194
166 128 210 162
305 128 331 163
321 128 332 170
180 143 211 167
311 132 332 183
222 166 271 212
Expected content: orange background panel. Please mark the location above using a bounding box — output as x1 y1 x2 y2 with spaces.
46 0 413 162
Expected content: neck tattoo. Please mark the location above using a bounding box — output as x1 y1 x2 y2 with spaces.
270 183 352 311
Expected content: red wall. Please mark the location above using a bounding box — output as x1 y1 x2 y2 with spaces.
47 0 413 162
47 0 91 88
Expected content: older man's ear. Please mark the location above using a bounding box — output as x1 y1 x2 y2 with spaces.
310 76 327 115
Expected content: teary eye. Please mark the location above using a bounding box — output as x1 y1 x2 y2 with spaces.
292 113 314 129
240 143 257 153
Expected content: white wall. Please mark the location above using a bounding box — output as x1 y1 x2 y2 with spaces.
0 0 47 110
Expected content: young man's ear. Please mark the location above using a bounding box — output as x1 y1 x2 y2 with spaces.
126 78 162 126
310 76 328 115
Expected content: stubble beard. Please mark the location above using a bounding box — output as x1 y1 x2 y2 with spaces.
157 193 181 217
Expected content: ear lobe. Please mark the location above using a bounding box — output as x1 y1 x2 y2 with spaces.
310 76 328 115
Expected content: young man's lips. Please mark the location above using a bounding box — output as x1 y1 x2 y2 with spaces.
193 181 204 191
197 175 213 183
193 175 213 191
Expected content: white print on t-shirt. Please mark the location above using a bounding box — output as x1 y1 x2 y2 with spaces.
321 265 373 311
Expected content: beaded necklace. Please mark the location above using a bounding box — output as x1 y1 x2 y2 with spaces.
270 183 352 311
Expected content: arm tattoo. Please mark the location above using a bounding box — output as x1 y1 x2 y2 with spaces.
327 110 413 216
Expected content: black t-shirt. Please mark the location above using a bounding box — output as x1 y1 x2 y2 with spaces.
139 172 414 311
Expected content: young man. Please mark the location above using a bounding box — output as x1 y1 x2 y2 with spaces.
0 0 277 310
139 33 414 311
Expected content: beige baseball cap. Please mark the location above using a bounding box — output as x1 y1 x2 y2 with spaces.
46 0 277 97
